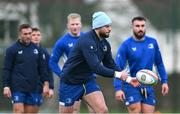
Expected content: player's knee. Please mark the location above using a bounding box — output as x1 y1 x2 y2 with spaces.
13 108 24 113
59 105 74 113
73 107 80 113
98 106 109 113
13 105 24 113
128 105 141 113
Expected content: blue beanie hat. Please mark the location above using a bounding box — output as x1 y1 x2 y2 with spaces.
92 11 112 29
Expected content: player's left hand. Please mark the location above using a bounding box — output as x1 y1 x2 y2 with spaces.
43 81 49 97
115 90 125 101
162 83 169 96
129 77 140 87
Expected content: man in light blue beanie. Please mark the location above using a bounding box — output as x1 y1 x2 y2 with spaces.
92 11 112 29
58 11 139 113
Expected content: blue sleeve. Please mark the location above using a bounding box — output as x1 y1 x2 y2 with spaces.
2 48 14 88
115 43 127 70
81 41 115 78
114 78 123 91
113 43 127 91
154 41 168 84
49 39 65 77
44 49 54 89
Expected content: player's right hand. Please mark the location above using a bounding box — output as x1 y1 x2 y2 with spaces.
3 87 11 98
162 83 169 96
115 70 129 81
115 90 125 102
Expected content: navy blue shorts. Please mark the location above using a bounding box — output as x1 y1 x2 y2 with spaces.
124 84 156 106
59 78 100 106
12 91 43 106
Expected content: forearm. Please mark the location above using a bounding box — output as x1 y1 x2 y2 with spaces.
113 78 123 91
92 63 115 78
2 69 11 88
49 59 62 77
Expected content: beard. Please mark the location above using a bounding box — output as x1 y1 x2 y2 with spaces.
20 38 31 45
99 31 110 38
134 30 145 40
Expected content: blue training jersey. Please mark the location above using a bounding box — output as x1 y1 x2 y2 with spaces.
2 40 49 92
114 36 168 91
49 32 83 77
61 30 119 84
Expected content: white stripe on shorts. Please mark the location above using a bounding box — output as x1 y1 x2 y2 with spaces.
59 101 65 106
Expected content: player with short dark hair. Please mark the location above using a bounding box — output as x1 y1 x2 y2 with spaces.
114 16 169 113
58 11 139 113
31 27 54 112
2 24 49 113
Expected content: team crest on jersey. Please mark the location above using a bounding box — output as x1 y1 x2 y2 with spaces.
148 43 154 49
18 50 23 54
33 49 38 54
103 45 107 52
68 43 73 47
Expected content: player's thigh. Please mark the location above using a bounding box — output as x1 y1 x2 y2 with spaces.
24 104 38 113
83 91 108 113
124 84 142 106
59 81 84 113
23 92 42 113
127 102 141 113
12 92 25 113
13 103 24 113
141 103 155 113
73 100 81 113
59 105 74 113
142 86 156 106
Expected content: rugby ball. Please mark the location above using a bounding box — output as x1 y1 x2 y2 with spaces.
136 69 158 85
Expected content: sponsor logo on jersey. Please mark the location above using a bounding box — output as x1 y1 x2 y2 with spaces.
18 50 23 54
68 43 73 47
132 47 137 51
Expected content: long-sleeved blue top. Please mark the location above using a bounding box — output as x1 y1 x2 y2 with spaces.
49 32 83 77
61 30 119 84
2 40 49 92
114 36 168 91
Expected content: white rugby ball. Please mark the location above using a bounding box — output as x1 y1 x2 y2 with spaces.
136 69 158 85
